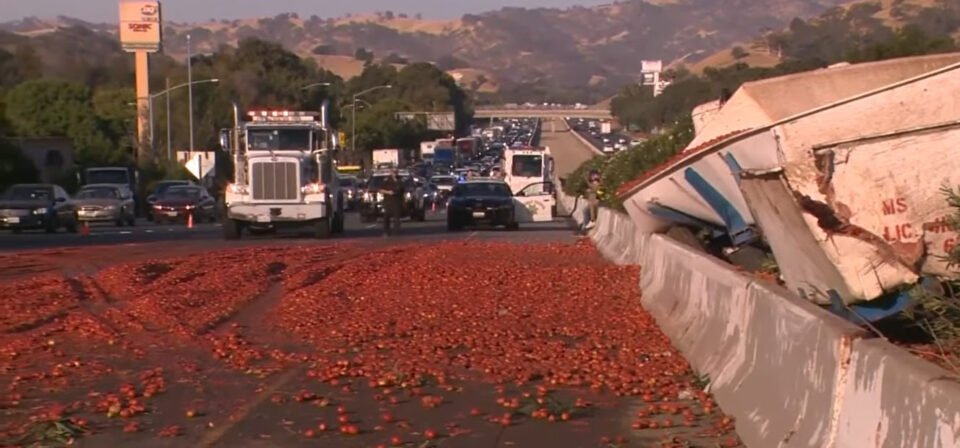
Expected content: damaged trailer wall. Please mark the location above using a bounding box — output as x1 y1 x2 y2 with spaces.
771 64 960 303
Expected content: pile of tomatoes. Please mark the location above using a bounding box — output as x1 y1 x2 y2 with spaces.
0 241 743 446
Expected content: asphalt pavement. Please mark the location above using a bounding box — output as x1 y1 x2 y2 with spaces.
0 210 580 253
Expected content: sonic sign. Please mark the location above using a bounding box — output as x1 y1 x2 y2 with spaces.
119 1 162 52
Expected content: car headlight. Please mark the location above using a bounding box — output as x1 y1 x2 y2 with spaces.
104 205 117 211
32 207 47 215
227 183 249 195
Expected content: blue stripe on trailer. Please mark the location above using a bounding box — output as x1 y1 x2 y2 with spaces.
722 153 744 186
647 204 721 230
683 167 753 245
828 289 912 324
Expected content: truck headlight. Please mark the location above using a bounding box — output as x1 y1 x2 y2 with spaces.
32 207 47 215
301 183 324 195
227 183 249 195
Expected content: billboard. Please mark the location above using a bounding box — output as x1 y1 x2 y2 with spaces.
396 112 456 131
641 60 662 73
119 1 162 52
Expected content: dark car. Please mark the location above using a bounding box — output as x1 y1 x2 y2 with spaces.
446 180 518 231
0 184 77 233
146 180 195 221
358 173 426 223
151 186 216 224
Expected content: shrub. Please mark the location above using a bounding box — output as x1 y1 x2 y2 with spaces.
562 115 694 210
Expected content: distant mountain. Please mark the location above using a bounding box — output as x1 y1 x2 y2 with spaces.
0 0 858 98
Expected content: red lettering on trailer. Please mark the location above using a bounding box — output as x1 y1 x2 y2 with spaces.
881 198 908 216
922 217 952 234
945 238 956 253
883 223 913 242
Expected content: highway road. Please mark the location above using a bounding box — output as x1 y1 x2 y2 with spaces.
541 118 601 179
0 118 599 254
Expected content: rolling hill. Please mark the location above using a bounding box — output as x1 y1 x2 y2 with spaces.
1 0 857 98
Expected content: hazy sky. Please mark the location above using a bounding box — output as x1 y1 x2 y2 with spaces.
1 0 611 23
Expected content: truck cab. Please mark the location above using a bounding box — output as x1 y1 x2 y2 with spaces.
220 106 344 240
502 146 556 221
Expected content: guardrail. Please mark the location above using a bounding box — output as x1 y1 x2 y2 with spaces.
555 185 960 447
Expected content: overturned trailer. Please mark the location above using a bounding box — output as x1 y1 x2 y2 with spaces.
617 53 960 322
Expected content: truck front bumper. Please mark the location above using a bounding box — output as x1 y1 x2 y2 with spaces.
227 203 326 224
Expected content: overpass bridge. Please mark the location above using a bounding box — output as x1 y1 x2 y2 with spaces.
474 107 612 120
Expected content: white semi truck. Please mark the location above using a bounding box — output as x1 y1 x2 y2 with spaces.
219 101 344 240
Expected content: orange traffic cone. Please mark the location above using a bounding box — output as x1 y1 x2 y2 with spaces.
431 200 436 212
187 212 194 229
80 221 89 236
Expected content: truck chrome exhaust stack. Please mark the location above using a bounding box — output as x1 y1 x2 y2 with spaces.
320 99 330 130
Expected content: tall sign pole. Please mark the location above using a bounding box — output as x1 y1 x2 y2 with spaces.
118 1 162 163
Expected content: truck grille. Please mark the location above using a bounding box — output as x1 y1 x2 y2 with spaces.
251 161 298 201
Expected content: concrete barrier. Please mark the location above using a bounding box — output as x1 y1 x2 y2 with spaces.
589 207 644 265
640 234 869 447
835 338 960 447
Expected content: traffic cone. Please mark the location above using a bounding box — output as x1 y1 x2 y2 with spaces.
431 200 437 212
80 221 89 236
187 212 194 229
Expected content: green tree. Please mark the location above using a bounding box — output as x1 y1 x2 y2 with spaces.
731 46 749 59
5 79 117 164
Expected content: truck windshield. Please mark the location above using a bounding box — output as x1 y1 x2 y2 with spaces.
435 149 454 160
87 170 129 185
77 187 118 199
248 128 311 150
511 155 543 177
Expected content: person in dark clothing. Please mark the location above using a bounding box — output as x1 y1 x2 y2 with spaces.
379 169 405 236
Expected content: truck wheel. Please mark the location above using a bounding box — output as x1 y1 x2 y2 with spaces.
314 218 331 239
447 218 462 232
332 211 344 234
223 219 242 240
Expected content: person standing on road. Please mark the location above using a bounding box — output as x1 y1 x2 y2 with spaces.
584 170 602 230
379 168 405 237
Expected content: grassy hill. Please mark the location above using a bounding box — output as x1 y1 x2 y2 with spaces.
690 0 960 73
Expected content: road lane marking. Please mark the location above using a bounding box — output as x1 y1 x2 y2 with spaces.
365 224 378 229
145 230 154 233
119 231 133 235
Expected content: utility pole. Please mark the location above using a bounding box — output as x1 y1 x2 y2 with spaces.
187 34 194 151
165 77 171 160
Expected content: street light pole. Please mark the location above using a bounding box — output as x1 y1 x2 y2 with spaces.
187 34 194 152
351 84 392 153
144 78 219 161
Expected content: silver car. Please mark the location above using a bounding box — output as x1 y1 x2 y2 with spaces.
74 184 136 226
